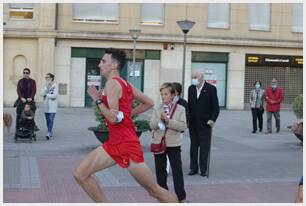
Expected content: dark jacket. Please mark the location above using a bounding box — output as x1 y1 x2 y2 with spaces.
188 81 220 130
17 78 36 100
21 110 34 120
177 97 189 127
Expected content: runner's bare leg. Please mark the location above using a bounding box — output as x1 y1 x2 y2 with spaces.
73 146 116 202
128 161 178 203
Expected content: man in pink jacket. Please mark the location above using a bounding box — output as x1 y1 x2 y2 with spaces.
264 78 284 134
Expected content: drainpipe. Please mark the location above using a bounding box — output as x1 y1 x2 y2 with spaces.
55 3 58 46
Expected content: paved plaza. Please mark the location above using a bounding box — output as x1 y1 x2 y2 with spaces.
3 106 303 203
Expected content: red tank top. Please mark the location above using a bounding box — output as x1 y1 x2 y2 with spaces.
102 77 139 145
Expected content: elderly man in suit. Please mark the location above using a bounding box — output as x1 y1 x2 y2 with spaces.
187 70 220 177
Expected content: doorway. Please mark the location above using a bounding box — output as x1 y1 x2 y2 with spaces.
85 58 102 107
192 62 227 107
84 58 144 107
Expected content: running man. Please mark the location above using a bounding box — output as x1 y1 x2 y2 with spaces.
73 48 178 203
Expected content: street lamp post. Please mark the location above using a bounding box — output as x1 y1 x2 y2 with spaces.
129 29 141 86
176 20 195 97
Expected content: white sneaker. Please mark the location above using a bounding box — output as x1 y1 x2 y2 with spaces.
46 133 51 140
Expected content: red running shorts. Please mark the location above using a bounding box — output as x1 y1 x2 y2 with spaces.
102 141 145 168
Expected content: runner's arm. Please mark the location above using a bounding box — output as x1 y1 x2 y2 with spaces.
100 80 121 124
87 80 120 125
131 86 154 116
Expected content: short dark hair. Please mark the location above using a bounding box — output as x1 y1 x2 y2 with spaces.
172 82 182 96
46 73 55 81
23 68 30 73
105 48 127 71
253 80 262 86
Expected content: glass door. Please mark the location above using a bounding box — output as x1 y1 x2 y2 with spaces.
85 58 102 107
127 60 143 91
84 58 131 107
192 62 227 107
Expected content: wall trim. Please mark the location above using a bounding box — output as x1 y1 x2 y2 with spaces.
4 29 302 49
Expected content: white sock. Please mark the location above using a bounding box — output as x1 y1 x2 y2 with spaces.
166 157 170 174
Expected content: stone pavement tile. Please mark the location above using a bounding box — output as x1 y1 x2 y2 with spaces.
4 188 45 203
3 108 302 203
184 182 296 203
4 154 298 203
4 156 40 189
4 182 297 203
37 156 93 203
95 170 122 187
4 155 93 203
103 187 157 203
20 156 40 188
4 157 20 188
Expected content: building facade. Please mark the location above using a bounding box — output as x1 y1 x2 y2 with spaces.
3 3 303 109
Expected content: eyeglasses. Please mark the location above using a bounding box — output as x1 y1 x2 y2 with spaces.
23 72 29 74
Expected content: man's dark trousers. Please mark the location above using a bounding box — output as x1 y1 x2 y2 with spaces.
187 82 219 175
189 127 211 174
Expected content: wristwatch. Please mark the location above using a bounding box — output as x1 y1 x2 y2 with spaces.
95 98 103 106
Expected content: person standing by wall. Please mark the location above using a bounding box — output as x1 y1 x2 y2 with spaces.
150 82 188 202
264 78 284 134
249 80 265 133
40 73 58 140
187 70 220 177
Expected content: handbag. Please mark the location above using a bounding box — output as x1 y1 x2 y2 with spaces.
150 103 178 154
150 135 166 154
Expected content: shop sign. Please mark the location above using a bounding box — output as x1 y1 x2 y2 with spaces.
247 56 260 64
87 75 101 86
293 57 303 67
246 54 303 67
58 83 67 95
205 70 217 86
129 64 141 77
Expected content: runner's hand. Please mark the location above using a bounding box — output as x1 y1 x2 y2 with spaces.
98 89 104 96
87 86 100 102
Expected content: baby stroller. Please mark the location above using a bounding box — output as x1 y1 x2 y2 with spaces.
14 101 37 143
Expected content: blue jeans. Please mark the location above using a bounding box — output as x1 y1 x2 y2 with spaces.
44 113 56 136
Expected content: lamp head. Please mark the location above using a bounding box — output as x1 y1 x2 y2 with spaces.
129 29 141 40
177 20 195 34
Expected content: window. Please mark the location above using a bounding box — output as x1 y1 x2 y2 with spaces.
207 3 230 29
249 3 271 31
141 4 164 25
73 3 118 23
9 3 34 19
292 3 303 33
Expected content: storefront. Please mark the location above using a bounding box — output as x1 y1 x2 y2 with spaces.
191 51 228 107
244 54 303 106
70 48 160 107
